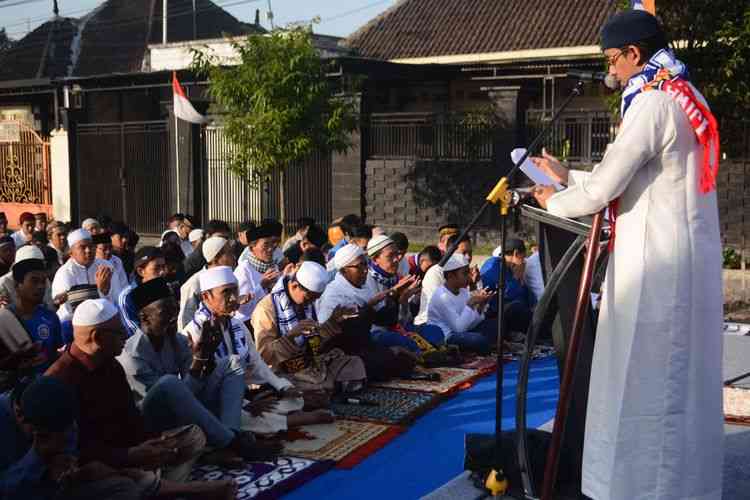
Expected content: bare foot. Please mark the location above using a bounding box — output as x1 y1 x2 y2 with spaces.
287 409 335 427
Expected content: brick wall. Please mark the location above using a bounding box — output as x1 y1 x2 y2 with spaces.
718 159 750 252
365 157 748 252
364 158 535 248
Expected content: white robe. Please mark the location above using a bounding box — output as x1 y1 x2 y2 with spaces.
547 90 723 500
413 264 445 326
51 258 115 320
234 261 269 323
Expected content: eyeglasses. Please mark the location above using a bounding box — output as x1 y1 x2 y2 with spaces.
605 48 629 67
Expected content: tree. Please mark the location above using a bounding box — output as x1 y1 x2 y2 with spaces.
0 28 14 54
658 0 750 122
191 27 358 225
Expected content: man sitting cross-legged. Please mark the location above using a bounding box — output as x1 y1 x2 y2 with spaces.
0 376 160 500
184 266 330 436
424 254 497 354
118 277 277 464
317 244 416 381
45 299 235 498
253 261 368 407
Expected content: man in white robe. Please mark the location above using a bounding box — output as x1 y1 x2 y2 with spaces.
51 229 114 321
532 11 723 500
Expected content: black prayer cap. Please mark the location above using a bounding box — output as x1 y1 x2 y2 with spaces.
248 220 283 241
21 376 78 432
132 277 173 311
134 246 163 266
503 238 526 255
91 232 112 246
304 224 327 248
12 258 46 283
108 221 129 236
600 10 666 50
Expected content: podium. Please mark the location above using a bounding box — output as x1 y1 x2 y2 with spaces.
466 204 609 499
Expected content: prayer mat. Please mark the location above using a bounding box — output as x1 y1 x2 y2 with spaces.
189 456 333 500
370 367 487 395
724 386 750 426
282 419 403 469
331 387 440 425
459 355 498 375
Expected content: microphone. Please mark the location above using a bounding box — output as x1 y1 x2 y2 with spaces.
567 69 620 90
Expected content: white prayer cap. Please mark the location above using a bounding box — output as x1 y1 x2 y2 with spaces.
72 298 118 327
188 229 204 242
199 265 237 292
14 245 44 263
81 218 100 230
443 253 470 273
296 261 329 293
492 245 503 257
67 229 92 248
203 236 228 263
367 234 394 258
334 243 364 270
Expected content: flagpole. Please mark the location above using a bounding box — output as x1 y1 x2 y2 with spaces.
175 112 181 213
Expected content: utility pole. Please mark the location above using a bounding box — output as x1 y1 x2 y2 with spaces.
192 0 197 39
162 0 167 44
52 0 59 16
267 0 275 29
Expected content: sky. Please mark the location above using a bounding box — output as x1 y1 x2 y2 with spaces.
0 0 398 41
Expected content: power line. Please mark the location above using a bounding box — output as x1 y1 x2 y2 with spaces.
0 0 46 9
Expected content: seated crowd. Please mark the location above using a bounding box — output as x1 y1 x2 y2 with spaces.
0 210 542 499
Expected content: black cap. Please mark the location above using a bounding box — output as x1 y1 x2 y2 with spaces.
601 10 666 50
304 224 327 248
134 246 164 265
12 258 46 283
503 238 526 254
91 232 112 246
132 277 173 311
21 377 78 432
67 284 99 308
248 220 283 241
108 221 129 236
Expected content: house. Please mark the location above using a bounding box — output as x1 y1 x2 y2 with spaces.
338 0 620 244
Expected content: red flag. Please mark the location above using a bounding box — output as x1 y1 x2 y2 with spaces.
172 72 207 124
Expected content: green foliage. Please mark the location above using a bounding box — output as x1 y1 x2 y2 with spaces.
724 247 743 269
0 28 14 54
191 27 358 182
458 107 498 160
604 0 750 127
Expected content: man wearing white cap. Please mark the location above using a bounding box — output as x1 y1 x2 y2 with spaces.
253 261 367 406
189 228 204 251
178 236 236 329
317 244 416 380
81 218 103 236
46 299 236 497
0 245 55 309
425 254 496 354
414 233 477 328
364 235 421 352
184 267 321 437
51 229 113 321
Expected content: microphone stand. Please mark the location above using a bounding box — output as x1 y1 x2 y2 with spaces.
438 80 585 497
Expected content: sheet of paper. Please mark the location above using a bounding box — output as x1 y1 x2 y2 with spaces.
511 148 564 191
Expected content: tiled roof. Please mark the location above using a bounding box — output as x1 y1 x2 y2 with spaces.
345 0 619 60
0 0 263 81
0 18 78 81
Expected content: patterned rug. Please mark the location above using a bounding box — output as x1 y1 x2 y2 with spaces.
459 355 498 374
282 419 403 469
331 387 440 425
725 386 750 426
370 367 487 394
189 456 333 500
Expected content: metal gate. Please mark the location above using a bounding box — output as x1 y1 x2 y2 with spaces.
202 126 332 229
76 121 172 235
0 121 52 225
